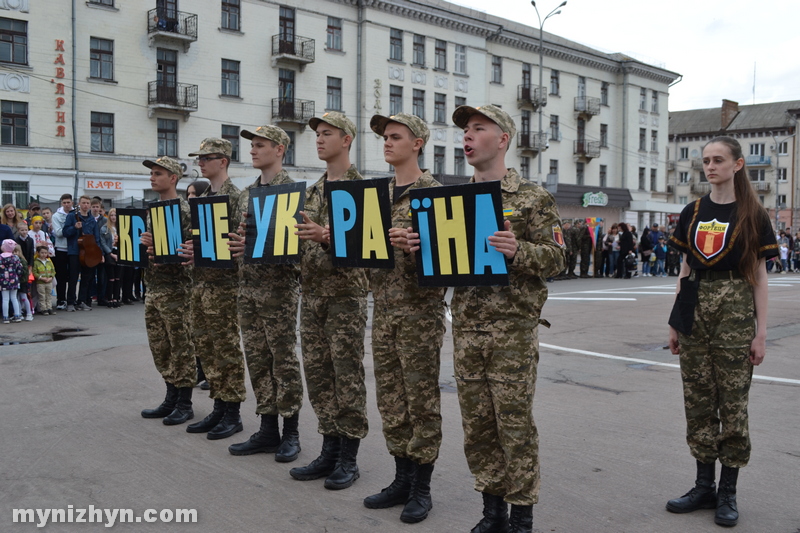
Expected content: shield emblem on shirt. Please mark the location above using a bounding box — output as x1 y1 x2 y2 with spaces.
553 225 565 247
694 219 729 259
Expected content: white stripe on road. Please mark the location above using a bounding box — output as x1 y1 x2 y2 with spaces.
549 297 637 301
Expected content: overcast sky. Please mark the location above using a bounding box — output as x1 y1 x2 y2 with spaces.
450 0 800 112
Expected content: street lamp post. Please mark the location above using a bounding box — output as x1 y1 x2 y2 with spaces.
531 0 566 185
772 132 796 231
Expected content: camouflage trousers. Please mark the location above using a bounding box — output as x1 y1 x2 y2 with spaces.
678 278 755 468
238 290 302 417
566 250 577 275
191 281 247 403
372 304 445 465
299 293 368 439
579 244 592 275
454 323 540 506
145 289 195 388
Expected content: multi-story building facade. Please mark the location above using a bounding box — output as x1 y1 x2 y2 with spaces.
668 99 800 230
1 0 681 227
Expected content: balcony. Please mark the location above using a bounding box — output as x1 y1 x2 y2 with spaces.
271 35 315 71
147 8 197 51
745 155 771 166
574 96 600 118
751 181 771 192
147 81 198 118
667 160 675 171
573 140 600 160
271 98 314 127
691 182 711 195
517 85 547 109
517 132 548 153
691 158 704 170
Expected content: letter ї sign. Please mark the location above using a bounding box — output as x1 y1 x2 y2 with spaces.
189 196 234 269
244 182 306 265
410 181 509 287
325 177 394 269
149 198 185 264
116 208 148 267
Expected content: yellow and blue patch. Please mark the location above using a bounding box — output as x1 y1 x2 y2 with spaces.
503 208 514 217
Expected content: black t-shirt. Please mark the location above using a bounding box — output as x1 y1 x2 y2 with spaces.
670 195 778 271
393 183 412 204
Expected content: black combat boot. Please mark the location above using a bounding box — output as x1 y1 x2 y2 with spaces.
508 505 533 533
207 401 243 440
715 465 739 527
228 414 280 455
141 383 179 418
324 437 360 490
470 492 509 533
400 462 434 523
275 413 301 463
290 435 341 480
666 460 717 513
186 398 225 433
163 387 193 425
363 456 414 509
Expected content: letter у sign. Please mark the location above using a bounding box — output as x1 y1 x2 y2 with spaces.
244 182 306 265
189 196 234 269
410 181 509 287
116 209 148 267
326 177 394 269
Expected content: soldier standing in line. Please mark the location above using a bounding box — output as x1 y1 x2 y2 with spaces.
289 112 369 491
180 138 247 440
447 105 565 533
577 219 594 278
226 125 303 463
362 113 446 524
139 157 196 426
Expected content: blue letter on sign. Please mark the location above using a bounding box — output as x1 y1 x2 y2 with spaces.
331 189 357 258
473 193 506 275
251 195 276 259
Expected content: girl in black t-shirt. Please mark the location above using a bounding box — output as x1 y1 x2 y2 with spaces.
666 136 777 527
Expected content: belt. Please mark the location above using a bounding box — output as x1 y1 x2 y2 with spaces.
693 269 742 281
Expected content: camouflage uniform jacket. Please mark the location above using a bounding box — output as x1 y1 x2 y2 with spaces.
300 165 368 297
236 171 301 289
144 196 193 293
194 177 240 286
371 171 446 312
452 169 565 329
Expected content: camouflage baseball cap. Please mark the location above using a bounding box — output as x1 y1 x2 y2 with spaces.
370 113 430 146
241 125 291 147
188 137 232 157
143 156 183 177
308 111 357 139
452 104 517 138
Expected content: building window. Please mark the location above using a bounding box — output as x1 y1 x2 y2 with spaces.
221 0 240 31
89 0 114 5
778 141 788 155
412 89 425 119
454 148 465 176
777 168 787 181
434 93 446 124
777 194 787 207
157 118 178 157
749 143 765 156
326 16 342 50
221 59 240 96
412 34 425 67
601 82 609 105
600 124 608 148
549 115 559 140
491 56 502 84
549 70 559 95
679 196 688 204
0 17 27 65
679 146 689 160
679 171 689 183
549 159 558 177
389 29 403 61
639 128 646 151
327 77 342 111
455 96 466 108
454 44 466 74
651 90 659 113
89 37 114 80
650 168 657 191
1 180 28 207
90 112 114 153
639 88 647 110
1 100 27 146
222 124 239 162
650 130 658 152
638 167 646 190
599 164 607 187
434 39 447 71
389 85 403 115
520 157 530 179
576 162 585 186
433 146 445 175
284 131 295 166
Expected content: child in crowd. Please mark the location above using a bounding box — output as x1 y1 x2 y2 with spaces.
14 243 33 320
654 236 668 277
29 216 55 256
1 239 24 323
15 222 34 267
33 244 56 315
779 242 789 274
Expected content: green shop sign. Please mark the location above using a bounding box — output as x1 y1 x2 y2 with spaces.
582 191 608 208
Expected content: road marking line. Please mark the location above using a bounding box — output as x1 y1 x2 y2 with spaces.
549 297 637 301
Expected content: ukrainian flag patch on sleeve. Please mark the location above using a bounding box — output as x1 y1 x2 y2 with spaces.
503 208 514 217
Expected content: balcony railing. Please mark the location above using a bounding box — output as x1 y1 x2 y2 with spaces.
574 96 600 116
691 158 704 170
271 35 315 69
667 160 675 171
745 155 771 166
271 98 314 124
147 8 198 47
691 182 711 195
573 140 601 159
751 181 771 192
147 81 198 113
517 85 547 108
517 132 548 152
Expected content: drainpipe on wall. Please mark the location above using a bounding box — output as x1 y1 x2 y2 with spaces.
356 0 364 171
620 62 628 191
71 0 80 199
